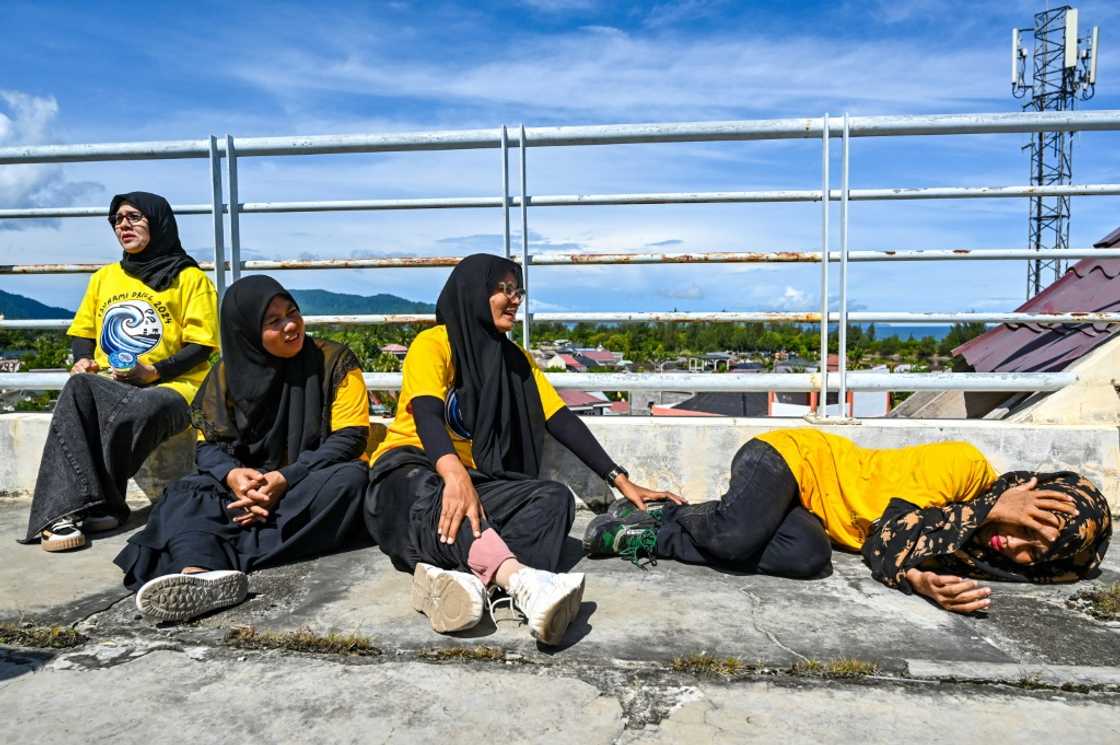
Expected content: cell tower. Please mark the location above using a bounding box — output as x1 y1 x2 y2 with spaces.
1012 6 1100 298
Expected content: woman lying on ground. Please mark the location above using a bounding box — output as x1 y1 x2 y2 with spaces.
585 428 1111 613
365 253 682 645
21 192 219 552
114 275 370 622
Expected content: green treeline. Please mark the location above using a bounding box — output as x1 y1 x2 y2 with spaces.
0 321 986 373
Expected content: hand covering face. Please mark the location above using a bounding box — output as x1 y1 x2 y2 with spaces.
110 191 200 292
435 253 545 479
190 275 359 471
863 471 1112 590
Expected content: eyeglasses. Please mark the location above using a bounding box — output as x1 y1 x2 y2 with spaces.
495 281 526 301
108 211 147 227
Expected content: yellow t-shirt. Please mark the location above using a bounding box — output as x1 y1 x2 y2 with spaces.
67 263 219 403
197 366 371 462
372 325 566 468
755 428 999 550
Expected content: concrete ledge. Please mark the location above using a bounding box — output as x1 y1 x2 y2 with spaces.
0 414 1116 511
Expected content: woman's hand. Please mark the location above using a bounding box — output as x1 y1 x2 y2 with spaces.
435 454 485 544
614 474 687 512
986 477 1078 543
225 467 268 526
70 358 100 375
907 569 991 614
112 361 160 386
230 472 287 527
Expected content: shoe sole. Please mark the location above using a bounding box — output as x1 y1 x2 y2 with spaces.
41 532 86 552
136 572 248 623
411 564 483 634
529 575 586 647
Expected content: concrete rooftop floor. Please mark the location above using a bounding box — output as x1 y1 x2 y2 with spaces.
2 498 1118 744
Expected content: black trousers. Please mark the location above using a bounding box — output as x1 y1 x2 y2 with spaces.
114 460 369 591
655 439 832 578
365 447 575 576
22 374 190 542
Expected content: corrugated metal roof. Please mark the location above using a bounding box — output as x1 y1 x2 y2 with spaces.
953 254 1120 373
669 392 770 417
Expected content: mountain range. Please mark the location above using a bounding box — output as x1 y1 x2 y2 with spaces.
0 288 433 320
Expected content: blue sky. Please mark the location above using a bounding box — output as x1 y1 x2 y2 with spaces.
2 0 1120 317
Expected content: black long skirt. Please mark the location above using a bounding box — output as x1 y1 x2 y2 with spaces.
114 460 368 591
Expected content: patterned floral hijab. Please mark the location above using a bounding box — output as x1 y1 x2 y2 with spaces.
863 471 1112 592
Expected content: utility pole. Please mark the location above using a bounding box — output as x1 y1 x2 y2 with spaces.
1012 6 1100 298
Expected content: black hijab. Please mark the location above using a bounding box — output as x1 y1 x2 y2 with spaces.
436 253 545 479
111 191 200 291
190 275 359 471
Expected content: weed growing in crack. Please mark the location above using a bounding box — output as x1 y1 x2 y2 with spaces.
226 626 381 657
1068 582 1120 621
418 645 510 663
0 623 87 649
792 658 879 679
671 653 750 678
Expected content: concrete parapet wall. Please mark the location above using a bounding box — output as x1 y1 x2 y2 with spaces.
1 414 1116 512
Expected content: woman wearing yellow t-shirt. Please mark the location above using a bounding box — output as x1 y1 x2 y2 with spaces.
365 253 682 645
22 192 219 552
586 429 1111 614
114 276 371 622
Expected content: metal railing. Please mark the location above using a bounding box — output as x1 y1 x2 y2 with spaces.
3 109 1120 415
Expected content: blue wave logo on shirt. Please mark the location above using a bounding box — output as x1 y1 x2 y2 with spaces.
444 389 472 441
100 301 163 357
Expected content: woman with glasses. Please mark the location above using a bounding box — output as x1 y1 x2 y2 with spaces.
364 253 682 646
114 275 370 622
21 192 219 552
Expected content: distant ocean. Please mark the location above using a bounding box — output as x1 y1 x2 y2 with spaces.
869 324 954 341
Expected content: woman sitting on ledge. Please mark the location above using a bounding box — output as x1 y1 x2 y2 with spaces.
114 275 370 622
585 428 1111 613
21 192 218 552
365 253 681 645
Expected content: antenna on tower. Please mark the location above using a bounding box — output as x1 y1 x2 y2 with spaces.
1011 6 1101 299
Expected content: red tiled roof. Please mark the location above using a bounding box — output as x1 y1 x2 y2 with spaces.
650 404 719 417
953 257 1120 373
558 354 585 370
559 389 610 408
608 400 630 415
579 350 620 363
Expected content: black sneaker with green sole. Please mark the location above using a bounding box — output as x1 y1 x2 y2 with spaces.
583 514 659 567
606 498 673 525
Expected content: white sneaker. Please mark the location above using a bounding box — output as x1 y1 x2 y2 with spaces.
41 517 86 553
508 568 586 646
135 570 249 622
411 563 486 633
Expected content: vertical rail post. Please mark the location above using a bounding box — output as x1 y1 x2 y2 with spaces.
208 135 226 300
519 124 531 348
817 114 830 418
501 126 511 259
225 134 242 283
838 113 851 417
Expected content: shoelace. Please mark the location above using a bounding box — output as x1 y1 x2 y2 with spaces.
487 585 519 625
619 529 658 569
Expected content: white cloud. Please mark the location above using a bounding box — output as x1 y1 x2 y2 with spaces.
0 90 102 231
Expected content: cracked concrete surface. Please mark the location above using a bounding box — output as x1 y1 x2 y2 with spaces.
3 501 1119 743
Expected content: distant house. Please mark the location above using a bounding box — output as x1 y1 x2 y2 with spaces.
557 354 586 372
0 358 20 373
730 361 764 373
891 227 1120 420
575 348 623 368
559 389 613 415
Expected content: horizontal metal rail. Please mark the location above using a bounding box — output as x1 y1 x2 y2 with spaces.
5 182 1120 221
0 371 1077 393
5 311 1119 330
2 110 1118 165
5 248 1120 276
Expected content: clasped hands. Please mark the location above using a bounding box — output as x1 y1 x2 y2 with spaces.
225 467 289 527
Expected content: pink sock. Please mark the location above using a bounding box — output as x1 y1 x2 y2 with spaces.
467 528 516 585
